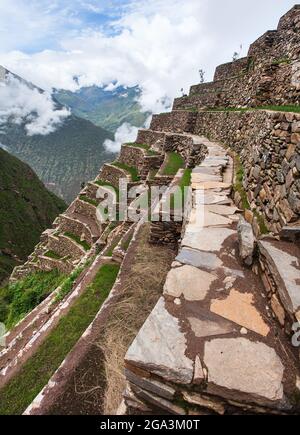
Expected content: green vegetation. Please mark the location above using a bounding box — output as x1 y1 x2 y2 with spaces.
79 195 98 207
272 57 291 66
253 210 269 235
162 152 185 176
207 105 300 114
1 117 115 204
95 180 120 201
112 162 140 182
54 85 149 133
122 233 134 252
234 157 250 210
64 232 91 251
258 105 300 113
171 168 192 209
0 263 120 415
105 238 121 257
0 270 64 329
0 148 66 284
54 265 85 303
125 143 159 156
44 250 62 260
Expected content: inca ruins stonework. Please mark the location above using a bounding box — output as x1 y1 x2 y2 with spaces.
0 5 300 416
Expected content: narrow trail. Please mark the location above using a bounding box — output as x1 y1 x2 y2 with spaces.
125 136 300 415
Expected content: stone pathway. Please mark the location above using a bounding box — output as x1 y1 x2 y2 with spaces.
124 137 300 415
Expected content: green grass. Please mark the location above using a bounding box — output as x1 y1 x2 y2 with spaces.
125 143 159 156
122 233 134 252
0 270 64 329
79 195 98 207
258 105 300 113
105 236 122 257
170 168 192 210
95 180 120 201
272 57 291 66
162 152 185 176
253 210 269 235
44 250 62 260
111 162 140 182
54 265 84 303
0 263 120 415
234 157 250 210
64 232 91 251
207 105 300 114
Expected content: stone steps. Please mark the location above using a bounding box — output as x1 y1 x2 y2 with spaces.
124 136 300 415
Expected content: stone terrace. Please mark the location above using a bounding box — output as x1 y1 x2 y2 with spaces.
124 138 300 415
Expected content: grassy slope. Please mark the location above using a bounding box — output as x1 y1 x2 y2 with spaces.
0 148 66 283
0 270 64 329
0 263 120 415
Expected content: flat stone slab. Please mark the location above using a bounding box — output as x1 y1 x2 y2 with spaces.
176 248 222 271
187 210 233 229
206 205 239 216
182 227 235 252
125 298 194 384
164 265 216 301
192 181 231 190
191 173 222 182
188 316 236 338
192 167 220 175
196 193 232 205
259 240 300 315
204 338 284 404
210 289 270 337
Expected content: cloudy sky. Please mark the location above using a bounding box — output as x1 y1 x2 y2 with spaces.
0 0 296 134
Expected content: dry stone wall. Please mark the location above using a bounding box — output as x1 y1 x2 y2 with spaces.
193 110 300 234
98 163 130 188
174 6 300 111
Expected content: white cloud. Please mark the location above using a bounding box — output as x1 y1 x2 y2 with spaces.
0 0 296 116
104 122 139 152
0 75 70 135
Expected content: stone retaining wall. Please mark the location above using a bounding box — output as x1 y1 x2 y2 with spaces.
174 6 300 111
119 145 145 172
150 111 197 133
136 130 165 151
47 234 85 260
193 110 300 234
38 256 73 275
98 163 130 188
73 198 97 221
58 215 94 246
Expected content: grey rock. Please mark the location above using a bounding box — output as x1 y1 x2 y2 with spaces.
125 298 193 384
176 248 222 270
258 240 300 315
204 338 284 404
182 227 236 252
237 216 256 266
125 369 176 400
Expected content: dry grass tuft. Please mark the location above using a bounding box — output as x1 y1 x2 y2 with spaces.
99 223 175 415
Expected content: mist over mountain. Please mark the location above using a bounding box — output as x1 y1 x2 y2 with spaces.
0 66 115 203
54 85 149 133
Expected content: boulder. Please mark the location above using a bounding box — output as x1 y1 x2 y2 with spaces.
237 216 256 266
